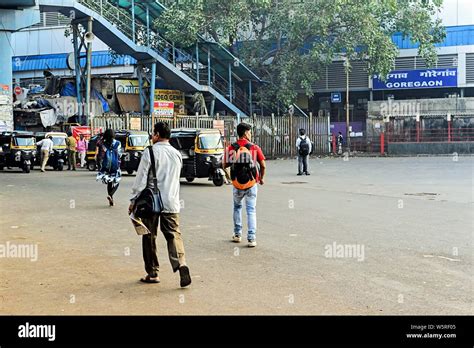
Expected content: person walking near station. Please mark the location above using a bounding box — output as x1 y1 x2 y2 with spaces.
66 132 77 171
76 134 88 168
223 122 266 248
129 122 191 288
36 135 54 172
337 131 344 155
96 129 122 206
296 128 311 175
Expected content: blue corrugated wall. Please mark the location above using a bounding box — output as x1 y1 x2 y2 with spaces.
12 50 136 72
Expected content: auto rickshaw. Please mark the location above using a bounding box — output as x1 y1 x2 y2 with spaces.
170 128 225 186
35 132 68 171
0 131 37 173
86 134 101 171
115 130 150 175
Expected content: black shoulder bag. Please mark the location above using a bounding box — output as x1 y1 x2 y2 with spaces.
134 146 164 218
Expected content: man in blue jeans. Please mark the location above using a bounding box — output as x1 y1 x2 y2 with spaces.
223 123 266 248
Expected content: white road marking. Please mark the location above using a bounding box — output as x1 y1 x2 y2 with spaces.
423 254 461 262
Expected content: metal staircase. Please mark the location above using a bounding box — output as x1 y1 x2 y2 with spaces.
38 0 261 117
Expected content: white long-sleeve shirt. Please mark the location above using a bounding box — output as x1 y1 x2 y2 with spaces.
36 138 54 152
296 135 312 154
130 141 183 213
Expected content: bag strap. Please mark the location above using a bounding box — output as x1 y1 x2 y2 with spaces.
148 146 159 194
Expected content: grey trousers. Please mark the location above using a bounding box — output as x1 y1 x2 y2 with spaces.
298 155 308 174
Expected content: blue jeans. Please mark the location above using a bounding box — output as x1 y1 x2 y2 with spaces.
233 185 258 241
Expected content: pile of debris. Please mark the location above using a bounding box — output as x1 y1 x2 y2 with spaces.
13 71 109 132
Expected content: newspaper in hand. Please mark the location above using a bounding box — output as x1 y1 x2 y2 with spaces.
129 212 151 235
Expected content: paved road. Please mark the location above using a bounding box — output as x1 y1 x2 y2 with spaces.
0 156 472 314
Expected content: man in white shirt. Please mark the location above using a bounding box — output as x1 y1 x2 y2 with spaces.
129 122 191 288
36 135 54 172
296 128 312 175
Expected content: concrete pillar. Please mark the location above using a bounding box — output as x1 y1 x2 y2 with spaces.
0 31 13 91
0 6 40 131
0 31 13 130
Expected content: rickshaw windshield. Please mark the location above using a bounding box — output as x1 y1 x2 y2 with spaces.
51 137 66 146
170 136 195 150
14 137 35 146
129 135 150 147
198 134 223 150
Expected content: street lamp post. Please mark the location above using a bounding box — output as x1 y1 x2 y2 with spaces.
344 57 351 154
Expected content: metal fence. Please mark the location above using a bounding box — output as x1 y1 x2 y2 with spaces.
386 114 474 143
89 112 474 156
90 114 331 157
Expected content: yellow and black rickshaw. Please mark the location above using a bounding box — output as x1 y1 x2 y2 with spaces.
115 130 150 174
35 131 68 171
86 133 101 171
0 131 37 173
170 128 225 186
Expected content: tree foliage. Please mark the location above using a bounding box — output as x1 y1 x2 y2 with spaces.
155 0 445 108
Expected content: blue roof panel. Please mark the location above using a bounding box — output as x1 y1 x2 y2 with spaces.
392 25 474 49
12 50 136 72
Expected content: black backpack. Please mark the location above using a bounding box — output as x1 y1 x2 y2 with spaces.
230 143 258 190
299 137 310 156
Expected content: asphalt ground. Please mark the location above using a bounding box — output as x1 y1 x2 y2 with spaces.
0 156 472 314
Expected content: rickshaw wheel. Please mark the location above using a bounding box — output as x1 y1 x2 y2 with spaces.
127 169 134 175
58 163 64 171
87 162 96 171
23 165 30 173
213 176 224 187
186 177 195 183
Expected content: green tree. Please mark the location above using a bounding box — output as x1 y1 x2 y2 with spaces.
155 0 445 109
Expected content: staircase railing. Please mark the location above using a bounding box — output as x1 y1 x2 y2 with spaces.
77 0 250 115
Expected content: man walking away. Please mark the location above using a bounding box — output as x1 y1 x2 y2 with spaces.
66 132 77 170
296 128 311 175
223 122 266 248
337 131 344 155
129 122 191 288
36 135 54 172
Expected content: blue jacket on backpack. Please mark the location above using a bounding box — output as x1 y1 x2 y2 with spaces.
100 139 121 175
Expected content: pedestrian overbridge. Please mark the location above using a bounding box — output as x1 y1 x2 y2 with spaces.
37 0 261 119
